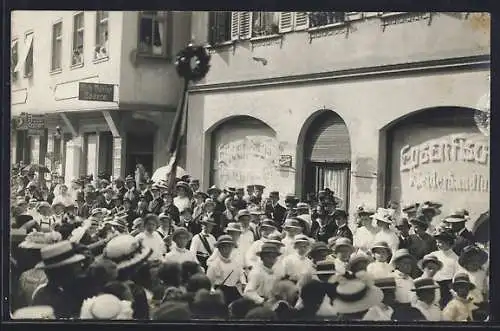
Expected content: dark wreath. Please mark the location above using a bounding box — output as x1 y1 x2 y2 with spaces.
175 44 211 82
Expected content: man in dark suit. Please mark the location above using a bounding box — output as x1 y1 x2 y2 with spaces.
137 180 154 204
310 204 337 244
265 191 287 230
148 183 164 215
114 177 127 200
284 194 299 219
333 209 352 242
233 188 248 211
96 186 116 210
123 175 141 209
444 210 475 256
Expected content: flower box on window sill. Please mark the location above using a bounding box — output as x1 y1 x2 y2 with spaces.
50 68 63 75
70 62 84 70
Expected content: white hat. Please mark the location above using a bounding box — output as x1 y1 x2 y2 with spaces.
12 306 55 319
79 294 133 319
331 279 383 314
101 235 152 271
35 241 86 269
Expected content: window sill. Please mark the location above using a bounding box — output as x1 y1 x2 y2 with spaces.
308 21 347 32
250 34 281 42
50 69 62 76
250 34 282 49
380 12 407 18
136 53 170 61
70 63 84 70
208 40 234 49
93 56 109 64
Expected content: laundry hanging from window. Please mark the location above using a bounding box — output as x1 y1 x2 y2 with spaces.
138 11 165 56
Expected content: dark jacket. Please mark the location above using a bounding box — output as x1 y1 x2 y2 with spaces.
406 233 438 261
453 229 476 256
162 204 180 226
391 302 427 321
97 199 116 210
335 224 353 242
310 219 337 244
149 197 164 215
124 189 141 208
265 203 287 229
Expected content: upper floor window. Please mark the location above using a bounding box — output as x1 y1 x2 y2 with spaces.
252 12 279 37
208 11 231 46
11 39 18 81
308 12 346 28
51 22 62 71
24 32 34 77
138 11 168 57
95 11 109 60
72 12 84 66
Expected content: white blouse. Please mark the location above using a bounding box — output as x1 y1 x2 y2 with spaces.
135 231 166 261
432 249 459 282
206 255 243 288
367 261 394 279
163 246 198 264
392 270 416 304
244 262 278 304
353 226 377 252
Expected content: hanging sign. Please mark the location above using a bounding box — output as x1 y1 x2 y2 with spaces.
78 83 114 102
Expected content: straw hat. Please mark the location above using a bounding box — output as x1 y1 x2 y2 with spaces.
101 235 152 271
417 254 443 271
215 234 235 248
257 242 282 256
411 278 439 291
402 203 420 215
235 209 251 221
259 219 277 230
35 241 86 269
224 222 242 233
176 181 190 191
314 260 336 275
356 205 376 217
390 249 416 267
308 242 332 257
347 253 372 274
207 185 221 195
293 234 312 246
79 294 133 319
370 208 393 224
171 227 193 242
332 237 354 253
264 235 285 247
374 277 397 290
282 218 302 230
452 273 475 290
19 231 62 249
331 279 383 314
12 306 55 319
444 209 469 223
371 241 392 255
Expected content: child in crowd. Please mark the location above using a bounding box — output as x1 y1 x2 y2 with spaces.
442 273 477 321
411 278 442 321
367 241 394 279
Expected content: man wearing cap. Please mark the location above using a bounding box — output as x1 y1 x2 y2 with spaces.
410 278 442 321
124 175 140 209
148 183 164 215
190 217 217 269
265 191 287 230
444 210 476 256
284 194 300 220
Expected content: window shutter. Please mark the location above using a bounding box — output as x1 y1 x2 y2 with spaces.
231 12 240 40
294 12 309 30
306 112 351 163
239 11 252 39
279 12 293 32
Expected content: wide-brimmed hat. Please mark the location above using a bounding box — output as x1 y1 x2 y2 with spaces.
308 242 332 257
356 205 376 216
258 219 275 230
293 234 312 246
432 228 456 244
215 234 235 248
444 209 469 223
102 235 152 271
409 215 430 228
374 277 397 290
331 279 384 314
235 209 251 221
207 185 221 195
332 237 354 252
257 242 282 256
12 306 55 319
371 241 392 254
19 231 63 249
417 202 442 217
458 245 489 268
370 208 393 224
224 222 242 233
348 253 372 274
201 216 217 226
80 294 133 319
411 278 439 292
282 218 302 230
390 249 416 267
417 254 443 271
171 227 193 242
175 181 190 191
35 241 86 269
194 191 209 200
402 203 420 214
314 260 336 275
452 273 475 290
225 187 237 195
36 201 51 211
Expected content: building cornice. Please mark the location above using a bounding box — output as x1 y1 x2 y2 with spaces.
188 54 490 94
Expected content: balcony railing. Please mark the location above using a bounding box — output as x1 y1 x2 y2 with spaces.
309 12 346 28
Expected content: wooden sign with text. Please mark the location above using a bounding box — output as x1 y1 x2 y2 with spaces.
78 83 114 102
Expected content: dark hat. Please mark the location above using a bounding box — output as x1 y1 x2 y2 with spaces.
269 191 279 197
176 181 190 191
236 187 244 193
314 260 336 275
207 185 221 195
254 185 265 191
180 175 191 183
396 218 411 229
190 179 200 185
356 205 376 216
417 254 443 271
333 209 348 220
35 241 86 269
409 215 430 228
433 228 456 244
458 244 488 268
402 203 420 214
411 278 439 291
284 194 299 204
374 277 397 290
452 273 475 290
260 219 277 229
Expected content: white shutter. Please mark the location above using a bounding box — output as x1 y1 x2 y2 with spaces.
14 35 33 73
293 12 309 30
231 11 240 40
239 11 252 39
279 12 293 32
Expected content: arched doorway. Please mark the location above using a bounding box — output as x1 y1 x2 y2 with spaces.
125 118 157 177
385 106 489 228
302 110 351 210
210 116 279 190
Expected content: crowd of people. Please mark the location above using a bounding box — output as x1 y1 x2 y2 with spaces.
9 164 490 321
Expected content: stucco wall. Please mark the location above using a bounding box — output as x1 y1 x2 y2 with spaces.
187 68 489 218
11 11 123 116
190 12 489 85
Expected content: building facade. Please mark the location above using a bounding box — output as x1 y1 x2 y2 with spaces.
187 12 490 228
11 10 192 184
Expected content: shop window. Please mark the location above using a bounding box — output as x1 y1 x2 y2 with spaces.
252 12 279 37
95 11 109 60
11 39 18 81
51 22 63 72
308 12 346 28
208 11 232 46
138 11 168 57
72 12 84 67
24 32 34 77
